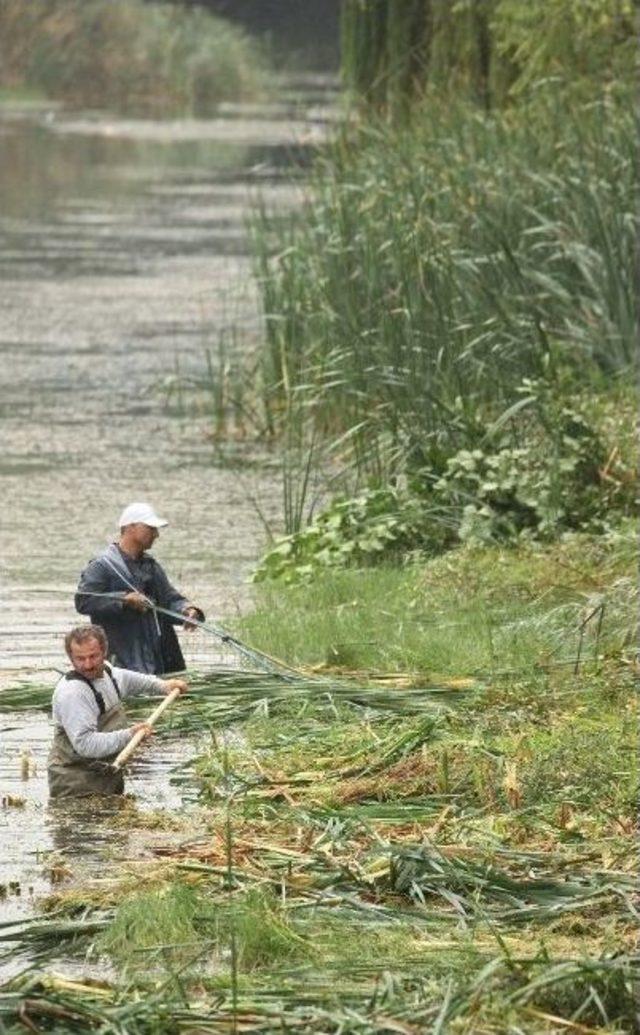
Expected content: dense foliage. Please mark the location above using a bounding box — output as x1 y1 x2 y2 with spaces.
341 0 635 112
0 0 271 114
247 2 636 579
255 384 634 580
250 84 636 574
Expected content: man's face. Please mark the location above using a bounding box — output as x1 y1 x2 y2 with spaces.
69 637 107 680
131 522 159 551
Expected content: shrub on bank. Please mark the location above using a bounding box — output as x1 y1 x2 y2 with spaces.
0 0 271 115
254 385 636 582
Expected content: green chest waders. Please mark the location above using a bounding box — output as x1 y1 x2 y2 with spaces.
47 668 129 799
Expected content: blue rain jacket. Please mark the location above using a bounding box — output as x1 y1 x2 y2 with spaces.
75 543 201 674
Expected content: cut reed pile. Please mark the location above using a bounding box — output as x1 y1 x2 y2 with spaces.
1 665 635 1030
1 949 638 1033
0 539 635 1032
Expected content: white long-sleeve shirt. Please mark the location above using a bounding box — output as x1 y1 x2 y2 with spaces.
52 666 165 759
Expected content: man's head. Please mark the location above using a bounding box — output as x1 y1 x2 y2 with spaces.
65 624 109 680
118 502 168 554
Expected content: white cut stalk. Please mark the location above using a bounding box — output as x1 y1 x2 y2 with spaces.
112 688 182 770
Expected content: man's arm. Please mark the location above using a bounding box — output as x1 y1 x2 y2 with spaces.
75 559 127 617
115 668 188 698
152 563 204 626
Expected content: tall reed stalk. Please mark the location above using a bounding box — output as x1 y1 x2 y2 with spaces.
252 90 636 490
341 0 635 113
341 0 512 113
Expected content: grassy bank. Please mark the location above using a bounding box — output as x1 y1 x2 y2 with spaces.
241 525 636 676
0 85 49 105
0 0 272 116
1 533 636 1032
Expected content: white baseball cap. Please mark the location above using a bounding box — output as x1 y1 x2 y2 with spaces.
118 502 169 529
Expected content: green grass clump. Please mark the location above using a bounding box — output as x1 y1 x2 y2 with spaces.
96 883 203 972
0 0 272 115
520 713 638 815
217 889 311 972
239 527 636 676
96 882 311 976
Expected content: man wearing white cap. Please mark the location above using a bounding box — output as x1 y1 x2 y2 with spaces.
75 502 204 674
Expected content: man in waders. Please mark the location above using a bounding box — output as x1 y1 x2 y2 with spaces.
75 502 204 674
48 624 188 799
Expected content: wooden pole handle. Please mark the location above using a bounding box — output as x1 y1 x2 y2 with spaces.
112 687 182 771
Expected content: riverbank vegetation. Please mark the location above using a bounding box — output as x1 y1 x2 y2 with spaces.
0 2 636 1030
341 0 634 113
246 86 635 565
225 1 636 566
0 0 272 115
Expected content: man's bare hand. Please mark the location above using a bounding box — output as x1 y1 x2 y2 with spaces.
130 722 154 739
160 678 188 695
124 591 150 613
182 606 200 631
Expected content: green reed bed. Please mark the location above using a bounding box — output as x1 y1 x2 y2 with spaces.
251 90 636 490
0 0 272 116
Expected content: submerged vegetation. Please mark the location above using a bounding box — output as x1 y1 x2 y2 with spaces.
0 0 272 115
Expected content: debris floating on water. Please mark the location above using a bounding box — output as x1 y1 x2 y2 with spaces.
20 747 36 780
1 794 25 808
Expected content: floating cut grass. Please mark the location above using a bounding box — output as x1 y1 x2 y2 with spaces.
387 843 638 924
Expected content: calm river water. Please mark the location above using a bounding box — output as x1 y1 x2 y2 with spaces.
0 83 334 971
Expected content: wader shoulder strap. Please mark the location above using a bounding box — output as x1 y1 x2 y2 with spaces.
103 663 121 700
64 670 105 715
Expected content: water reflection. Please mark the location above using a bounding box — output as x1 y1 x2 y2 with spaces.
0 118 249 221
47 797 135 857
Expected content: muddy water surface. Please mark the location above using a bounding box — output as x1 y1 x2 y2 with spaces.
0 90 329 971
